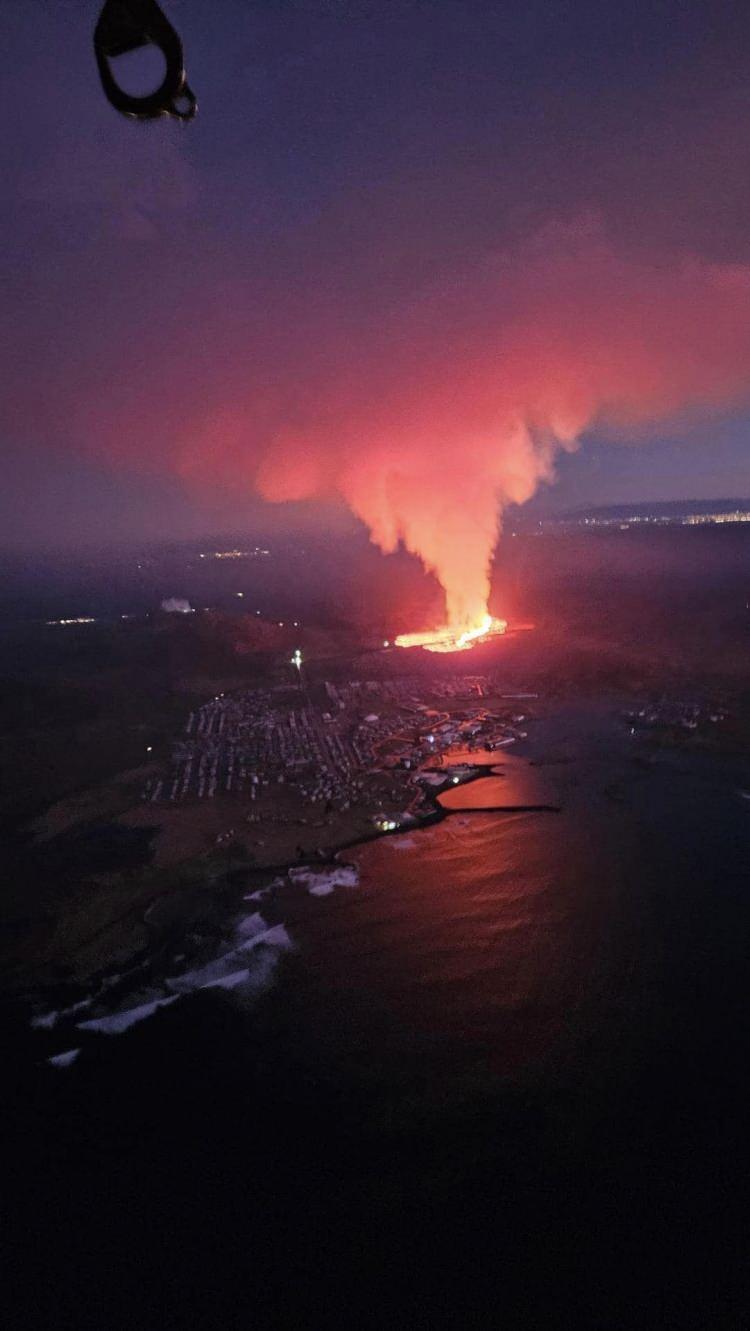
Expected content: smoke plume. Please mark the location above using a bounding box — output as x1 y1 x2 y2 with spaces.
64 221 750 625
251 222 750 630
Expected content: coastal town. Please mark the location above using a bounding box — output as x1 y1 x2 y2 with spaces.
141 673 535 839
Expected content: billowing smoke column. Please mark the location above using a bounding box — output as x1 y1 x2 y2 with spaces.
72 222 750 636
253 223 750 636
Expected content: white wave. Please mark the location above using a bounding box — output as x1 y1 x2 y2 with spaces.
204 949 282 996
289 864 359 896
199 967 253 992
166 924 293 995
47 1048 80 1069
31 1011 58 1031
77 994 179 1035
61 908 294 1039
167 956 240 992
243 876 284 902
237 922 293 953
31 997 92 1030
234 911 267 938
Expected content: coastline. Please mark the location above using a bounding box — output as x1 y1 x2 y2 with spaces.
9 743 562 1048
12 692 747 1069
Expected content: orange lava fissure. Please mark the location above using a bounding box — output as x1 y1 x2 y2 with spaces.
394 614 508 653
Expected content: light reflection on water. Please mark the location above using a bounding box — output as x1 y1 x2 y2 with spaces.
9 702 749 1328
437 752 560 809
290 754 624 1076
279 703 747 1088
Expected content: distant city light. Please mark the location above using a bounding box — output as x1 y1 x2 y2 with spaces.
199 548 271 560
566 509 750 530
46 617 97 626
682 511 750 525
236 592 244 598
146 746 153 753
291 648 303 672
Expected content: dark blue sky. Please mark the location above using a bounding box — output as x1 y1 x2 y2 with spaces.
1 0 749 549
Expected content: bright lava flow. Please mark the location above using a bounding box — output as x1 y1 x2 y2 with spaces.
394 613 508 653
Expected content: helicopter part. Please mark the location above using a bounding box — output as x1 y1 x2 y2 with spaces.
94 0 196 120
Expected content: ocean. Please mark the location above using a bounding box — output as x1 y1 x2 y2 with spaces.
5 699 749 1328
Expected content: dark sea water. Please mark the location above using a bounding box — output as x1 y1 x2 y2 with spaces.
5 703 750 1329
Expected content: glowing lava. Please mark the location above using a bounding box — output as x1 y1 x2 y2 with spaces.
394 613 507 653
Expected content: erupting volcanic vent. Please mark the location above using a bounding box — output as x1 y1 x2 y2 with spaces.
394 614 507 653
252 223 750 643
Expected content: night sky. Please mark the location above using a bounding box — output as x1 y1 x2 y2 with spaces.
2 0 749 551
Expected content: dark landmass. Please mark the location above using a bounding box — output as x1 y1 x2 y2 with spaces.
0 524 748 1331
0 524 746 997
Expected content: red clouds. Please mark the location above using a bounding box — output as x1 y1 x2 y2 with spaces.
249 223 750 627
45 221 750 625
